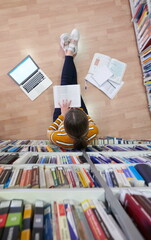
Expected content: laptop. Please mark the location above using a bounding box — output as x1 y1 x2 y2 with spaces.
8 55 52 100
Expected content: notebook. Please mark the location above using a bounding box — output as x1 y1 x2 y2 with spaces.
8 55 52 100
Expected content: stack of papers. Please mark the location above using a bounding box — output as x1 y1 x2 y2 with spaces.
85 53 127 99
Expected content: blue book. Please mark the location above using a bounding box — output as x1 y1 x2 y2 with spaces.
40 157 47 164
99 154 111 163
7 147 19 152
67 156 72 164
121 157 130 163
64 203 79 240
128 166 145 181
104 170 113 187
90 156 102 164
44 205 53 240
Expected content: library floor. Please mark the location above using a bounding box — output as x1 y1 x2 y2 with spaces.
0 0 151 140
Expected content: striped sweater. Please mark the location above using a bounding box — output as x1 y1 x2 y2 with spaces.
47 114 99 149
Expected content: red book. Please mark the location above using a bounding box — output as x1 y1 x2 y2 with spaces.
122 193 151 240
81 200 107 240
83 168 94 187
70 156 77 164
68 170 76 187
132 194 151 217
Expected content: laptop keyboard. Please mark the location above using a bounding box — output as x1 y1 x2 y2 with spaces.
23 72 45 93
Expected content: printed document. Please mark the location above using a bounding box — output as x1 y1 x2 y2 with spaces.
53 84 81 108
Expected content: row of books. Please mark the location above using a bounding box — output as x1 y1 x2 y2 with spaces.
89 153 151 164
93 136 151 145
0 144 151 153
0 144 63 153
86 144 151 152
0 165 99 189
130 0 151 112
1 143 150 153
120 190 151 240
133 0 151 52
0 191 150 240
1 137 151 148
100 163 151 187
0 198 130 240
0 153 87 165
0 140 50 146
140 45 151 81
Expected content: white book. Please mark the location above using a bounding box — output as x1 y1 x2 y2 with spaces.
13 152 31 165
8 168 20 188
53 84 81 108
39 166 46 188
93 200 126 240
113 169 123 187
85 53 127 99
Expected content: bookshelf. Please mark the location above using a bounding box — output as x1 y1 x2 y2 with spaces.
129 0 151 112
0 138 151 239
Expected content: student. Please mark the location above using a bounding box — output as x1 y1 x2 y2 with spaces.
47 29 98 150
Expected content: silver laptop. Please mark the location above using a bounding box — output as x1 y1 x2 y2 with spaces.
8 55 52 100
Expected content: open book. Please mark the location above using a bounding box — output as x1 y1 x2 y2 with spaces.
53 84 81 108
85 53 127 99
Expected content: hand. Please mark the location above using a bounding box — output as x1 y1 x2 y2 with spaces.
59 99 72 117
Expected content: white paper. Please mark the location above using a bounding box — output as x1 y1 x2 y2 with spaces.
93 65 113 86
53 84 81 108
109 59 127 84
85 53 126 99
100 80 124 99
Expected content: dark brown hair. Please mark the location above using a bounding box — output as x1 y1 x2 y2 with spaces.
64 108 89 150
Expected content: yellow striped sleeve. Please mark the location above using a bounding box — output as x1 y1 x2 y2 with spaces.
48 115 64 131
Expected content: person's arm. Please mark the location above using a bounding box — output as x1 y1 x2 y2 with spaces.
47 114 64 140
87 115 97 126
47 99 71 141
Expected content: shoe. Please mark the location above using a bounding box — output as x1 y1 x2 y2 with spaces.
60 33 70 52
68 28 80 54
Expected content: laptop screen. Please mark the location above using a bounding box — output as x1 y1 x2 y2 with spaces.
8 56 39 85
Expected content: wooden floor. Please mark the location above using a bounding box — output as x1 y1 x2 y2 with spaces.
0 0 151 140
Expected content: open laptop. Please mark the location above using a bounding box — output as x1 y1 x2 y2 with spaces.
8 55 52 100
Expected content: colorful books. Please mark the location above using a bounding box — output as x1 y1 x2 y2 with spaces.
0 165 98 189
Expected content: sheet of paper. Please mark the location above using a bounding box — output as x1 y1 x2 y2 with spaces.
87 53 111 76
93 64 113 86
109 59 127 84
100 80 124 99
53 84 81 108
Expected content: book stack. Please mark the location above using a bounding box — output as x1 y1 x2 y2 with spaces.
129 0 151 112
0 165 100 189
99 164 151 187
85 53 127 99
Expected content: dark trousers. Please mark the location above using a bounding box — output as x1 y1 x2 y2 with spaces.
53 56 88 121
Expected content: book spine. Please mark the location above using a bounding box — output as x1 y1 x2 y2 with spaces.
64 202 79 240
81 200 107 240
44 205 53 240
53 202 61 240
21 204 32 240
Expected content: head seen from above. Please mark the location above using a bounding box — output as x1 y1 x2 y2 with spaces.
64 108 89 150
